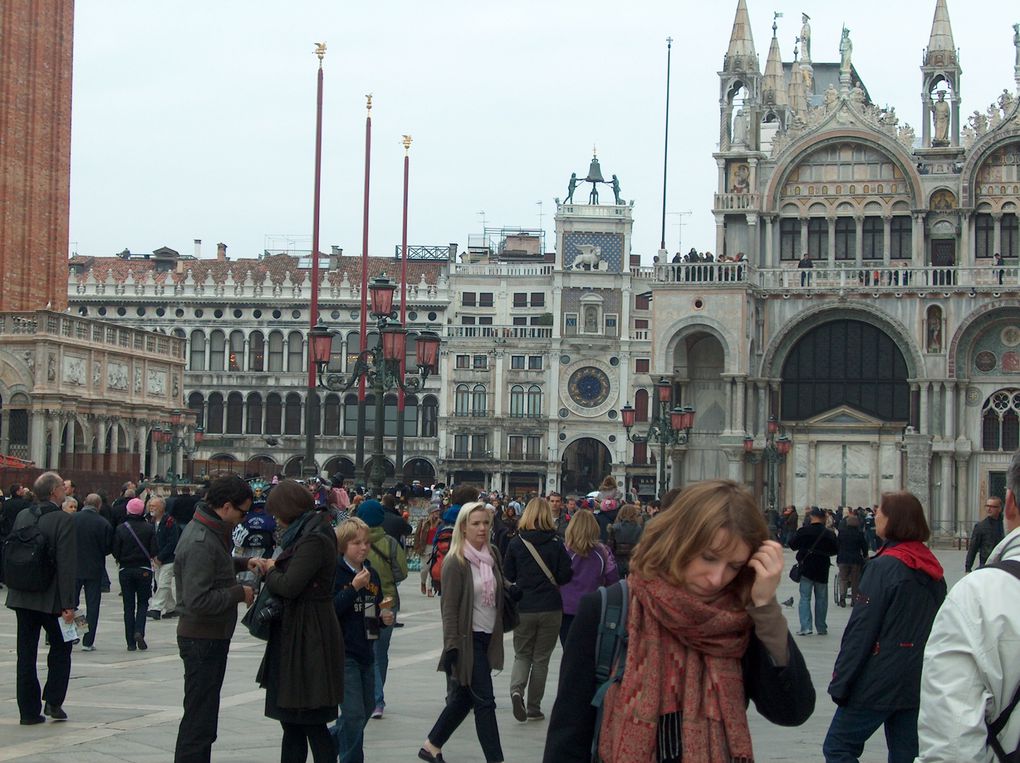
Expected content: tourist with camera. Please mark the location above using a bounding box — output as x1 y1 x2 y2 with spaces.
253 479 344 763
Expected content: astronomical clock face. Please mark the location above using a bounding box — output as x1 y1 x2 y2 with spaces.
560 360 617 418
568 367 611 408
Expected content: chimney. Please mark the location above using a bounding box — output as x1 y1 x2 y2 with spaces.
448 243 458 262
331 245 342 256
216 242 227 261
193 239 202 259
329 246 343 271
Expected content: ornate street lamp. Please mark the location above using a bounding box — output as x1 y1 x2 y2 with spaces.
745 420 793 511
307 275 441 493
620 383 695 498
153 410 198 494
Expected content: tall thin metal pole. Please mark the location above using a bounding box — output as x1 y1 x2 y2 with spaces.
304 44 326 479
659 37 673 253
395 136 411 484
354 95 372 487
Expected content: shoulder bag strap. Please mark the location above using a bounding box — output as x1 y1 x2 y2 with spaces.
802 527 827 557
123 521 154 569
520 537 557 587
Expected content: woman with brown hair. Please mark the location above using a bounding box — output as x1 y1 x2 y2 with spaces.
823 491 946 763
503 497 573 723
544 479 814 763
560 510 618 647
253 479 344 763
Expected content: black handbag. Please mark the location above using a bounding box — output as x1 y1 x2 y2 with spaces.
241 583 283 641
789 528 826 583
501 582 521 632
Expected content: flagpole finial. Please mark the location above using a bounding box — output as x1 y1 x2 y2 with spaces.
365 94 373 113
314 42 326 64
402 135 412 153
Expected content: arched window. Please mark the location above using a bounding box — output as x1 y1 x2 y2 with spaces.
328 333 344 371
189 330 207 371
421 395 438 437
225 392 243 434
343 393 359 435
206 393 224 434
472 385 487 416
324 393 341 436
266 393 282 435
188 391 205 429
247 392 263 434
287 331 304 372
834 217 855 260
509 385 525 417
267 331 284 372
284 393 302 435
781 320 910 422
209 330 226 371
403 394 419 437
526 385 542 418
635 389 649 423
455 385 470 416
249 331 265 372
228 331 244 372
982 390 1020 452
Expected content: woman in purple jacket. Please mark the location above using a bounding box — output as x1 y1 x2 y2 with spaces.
559 510 619 646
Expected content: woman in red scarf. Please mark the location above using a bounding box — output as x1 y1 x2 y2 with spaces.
544 480 815 763
823 491 947 762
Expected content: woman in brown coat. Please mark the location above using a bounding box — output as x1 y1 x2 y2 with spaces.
255 480 344 763
419 502 507 763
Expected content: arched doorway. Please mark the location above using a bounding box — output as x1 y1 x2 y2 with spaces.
560 438 611 497
323 456 355 483
402 457 435 485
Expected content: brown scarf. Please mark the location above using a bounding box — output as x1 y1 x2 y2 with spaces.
599 575 755 763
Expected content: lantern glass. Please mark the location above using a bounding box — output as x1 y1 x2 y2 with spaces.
194 427 204 444
777 435 792 455
416 331 440 370
767 416 779 434
743 436 754 453
170 411 182 427
656 378 672 404
381 327 407 362
368 276 396 317
309 321 334 365
682 406 695 431
670 406 684 431
620 403 636 429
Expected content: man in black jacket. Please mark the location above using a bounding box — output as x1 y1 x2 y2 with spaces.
73 493 113 651
835 514 869 607
965 496 1005 572
112 498 156 651
789 507 838 635
0 484 31 584
5 472 77 724
380 493 412 548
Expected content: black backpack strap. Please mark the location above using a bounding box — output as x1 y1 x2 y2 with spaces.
984 560 1020 762
590 580 629 763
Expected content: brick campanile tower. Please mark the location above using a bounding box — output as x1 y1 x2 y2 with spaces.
0 0 74 312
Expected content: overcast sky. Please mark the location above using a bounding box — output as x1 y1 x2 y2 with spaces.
69 1 1019 264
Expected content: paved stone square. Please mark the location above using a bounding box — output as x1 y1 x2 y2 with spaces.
0 548 968 761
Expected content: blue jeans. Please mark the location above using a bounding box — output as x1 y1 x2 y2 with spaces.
372 607 397 708
823 705 919 763
332 658 374 763
798 576 829 634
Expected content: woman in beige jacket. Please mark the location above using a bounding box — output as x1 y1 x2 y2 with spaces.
419 502 507 763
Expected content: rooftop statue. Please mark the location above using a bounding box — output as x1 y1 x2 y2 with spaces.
800 13 811 62
565 173 579 204
839 27 853 78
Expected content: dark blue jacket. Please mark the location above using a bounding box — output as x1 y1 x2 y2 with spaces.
154 515 181 564
73 507 113 580
333 558 384 665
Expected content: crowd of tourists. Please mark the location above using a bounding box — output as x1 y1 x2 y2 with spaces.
2 460 1019 762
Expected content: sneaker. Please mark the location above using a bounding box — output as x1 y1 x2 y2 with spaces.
817 630 828 635
526 709 545 721
370 705 384 719
81 644 95 652
162 610 178 619
146 610 161 620
511 691 527 722
127 644 136 652
797 630 813 636
20 715 46 725
135 633 148 651
43 702 67 721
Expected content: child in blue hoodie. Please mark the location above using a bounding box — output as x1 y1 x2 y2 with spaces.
332 518 393 763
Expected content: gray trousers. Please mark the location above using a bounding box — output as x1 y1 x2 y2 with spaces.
509 610 561 713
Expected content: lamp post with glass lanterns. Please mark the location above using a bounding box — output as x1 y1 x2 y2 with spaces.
152 410 202 495
620 377 695 498
307 274 441 494
743 416 792 511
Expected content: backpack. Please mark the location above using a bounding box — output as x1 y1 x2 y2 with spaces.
985 560 1020 763
590 580 630 763
428 524 455 594
2 506 55 592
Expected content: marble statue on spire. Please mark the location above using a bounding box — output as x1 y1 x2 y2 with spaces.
799 14 811 62
1014 22 1019 68
839 27 853 77
932 90 950 146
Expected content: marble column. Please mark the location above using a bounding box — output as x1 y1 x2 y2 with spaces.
993 213 1003 258
757 381 768 436
939 453 953 534
733 376 747 434
745 214 759 263
955 455 969 535
854 215 864 266
919 382 930 435
883 215 892 267
724 378 734 434
764 217 775 266
29 412 46 466
870 442 881 504
0 409 9 456
944 381 957 440
715 217 725 257
913 213 925 266
800 219 808 259
827 217 837 266
49 418 61 469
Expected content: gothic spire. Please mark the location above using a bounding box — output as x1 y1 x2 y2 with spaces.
725 0 759 72
763 24 788 109
925 0 956 62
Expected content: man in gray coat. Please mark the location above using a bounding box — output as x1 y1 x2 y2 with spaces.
74 493 113 651
5 471 77 724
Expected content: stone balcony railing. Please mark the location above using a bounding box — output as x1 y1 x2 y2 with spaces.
714 192 761 211
450 263 554 277
445 325 553 340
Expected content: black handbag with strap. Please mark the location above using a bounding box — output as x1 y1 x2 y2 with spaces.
789 527 827 583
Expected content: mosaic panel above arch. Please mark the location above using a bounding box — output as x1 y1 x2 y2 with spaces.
970 324 1020 376
975 140 1020 201
781 142 909 201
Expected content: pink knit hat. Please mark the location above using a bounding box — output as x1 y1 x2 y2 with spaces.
126 498 145 516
